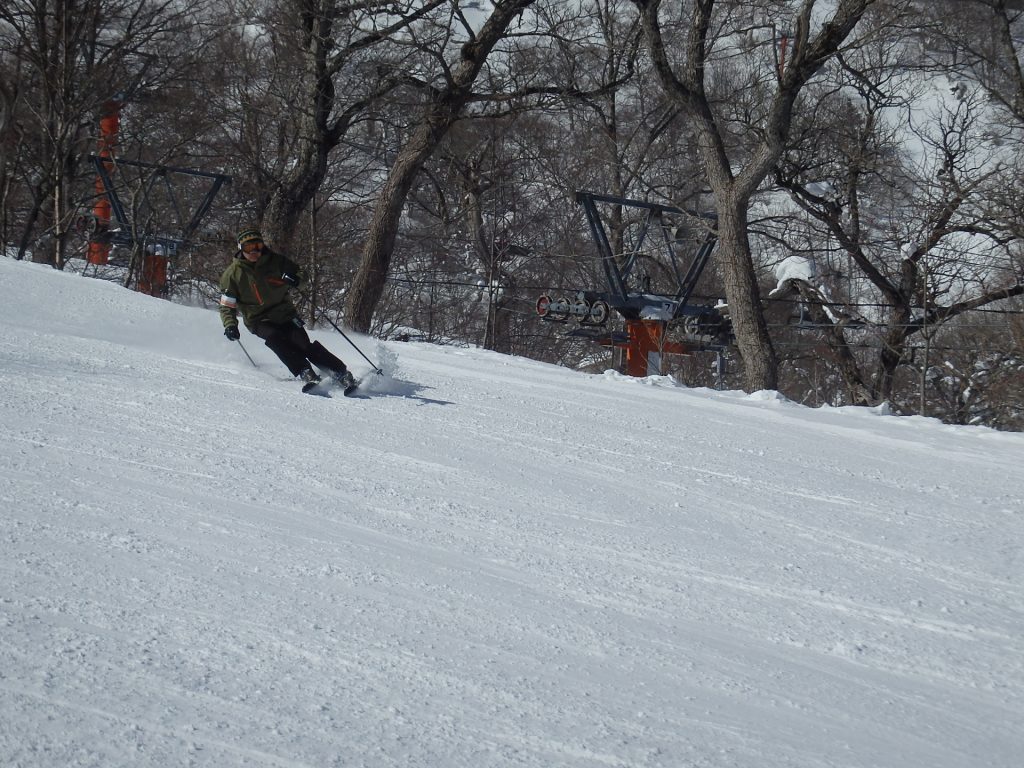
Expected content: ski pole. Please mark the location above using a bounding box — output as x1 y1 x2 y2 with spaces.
298 290 383 375
236 338 258 368
321 313 384 375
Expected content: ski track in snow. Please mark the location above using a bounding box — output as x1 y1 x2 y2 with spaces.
0 259 1022 767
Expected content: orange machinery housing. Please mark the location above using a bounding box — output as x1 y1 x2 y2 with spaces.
86 100 120 266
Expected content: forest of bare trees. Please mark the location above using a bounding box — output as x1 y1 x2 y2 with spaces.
2 0 1023 428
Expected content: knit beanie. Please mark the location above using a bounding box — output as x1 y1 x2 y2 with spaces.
236 228 263 249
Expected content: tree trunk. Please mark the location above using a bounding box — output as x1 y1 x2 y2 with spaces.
257 0 341 253
261 147 329 254
715 194 777 391
874 319 911 404
348 133 437 332
16 192 45 261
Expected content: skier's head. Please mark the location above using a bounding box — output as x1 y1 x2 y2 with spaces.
237 227 264 259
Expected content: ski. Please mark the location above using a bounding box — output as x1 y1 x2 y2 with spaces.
300 373 360 397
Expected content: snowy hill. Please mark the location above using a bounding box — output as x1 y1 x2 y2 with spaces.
1 258 1022 768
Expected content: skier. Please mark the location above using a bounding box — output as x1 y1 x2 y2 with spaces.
219 227 357 394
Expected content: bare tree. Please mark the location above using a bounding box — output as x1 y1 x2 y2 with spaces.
632 0 882 391
208 0 450 254
344 0 540 333
0 0 209 267
775 47 1024 409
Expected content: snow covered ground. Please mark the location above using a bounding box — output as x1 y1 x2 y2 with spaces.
1 257 1022 768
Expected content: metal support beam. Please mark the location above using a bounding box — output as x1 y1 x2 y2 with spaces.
88 154 231 251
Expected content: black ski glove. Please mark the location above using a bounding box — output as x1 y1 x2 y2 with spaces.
281 272 300 287
224 325 240 341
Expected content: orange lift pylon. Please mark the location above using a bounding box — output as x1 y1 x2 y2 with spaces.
85 97 177 297
86 99 120 266
620 319 694 377
138 241 168 297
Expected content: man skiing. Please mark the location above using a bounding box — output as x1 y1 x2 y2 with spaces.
219 227 357 394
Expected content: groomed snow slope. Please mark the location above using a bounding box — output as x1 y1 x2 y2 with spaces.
1 258 1021 768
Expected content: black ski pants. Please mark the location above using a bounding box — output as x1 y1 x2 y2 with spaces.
253 318 347 378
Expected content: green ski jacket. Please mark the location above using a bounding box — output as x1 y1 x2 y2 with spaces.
218 249 303 332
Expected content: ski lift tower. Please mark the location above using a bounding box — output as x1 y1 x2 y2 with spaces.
537 192 731 377
88 156 231 296
82 47 230 297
